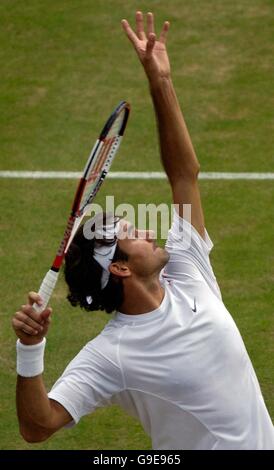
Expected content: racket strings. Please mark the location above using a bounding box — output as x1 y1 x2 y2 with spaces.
79 138 115 210
107 111 125 138
93 137 115 177
79 106 128 212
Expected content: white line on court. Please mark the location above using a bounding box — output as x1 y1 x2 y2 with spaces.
0 171 274 180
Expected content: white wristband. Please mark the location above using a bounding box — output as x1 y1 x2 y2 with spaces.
16 338 46 377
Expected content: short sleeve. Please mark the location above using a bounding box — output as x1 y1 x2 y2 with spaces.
48 335 123 425
163 209 221 299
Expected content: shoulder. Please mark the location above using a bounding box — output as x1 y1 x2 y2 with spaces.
166 208 213 255
81 318 124 368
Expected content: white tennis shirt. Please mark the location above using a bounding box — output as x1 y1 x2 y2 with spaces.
48 210 274 449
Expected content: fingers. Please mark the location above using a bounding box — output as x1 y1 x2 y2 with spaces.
12 317 40 336
40 308 52 322
20 304 50 326
22 304 45 322
147 12 155 36
28 291 42 307
135 11 146 40
12 306 52 337
159 21 170 44
146 33 156 58
18 304 51 327
121 19 139 48
13 311 44 335
122 12 170 46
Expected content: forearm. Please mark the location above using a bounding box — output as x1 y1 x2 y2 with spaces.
149 76 200 183
16 374 54 440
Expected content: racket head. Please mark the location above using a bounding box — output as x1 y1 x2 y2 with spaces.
52 101 130 269
75 101 130 216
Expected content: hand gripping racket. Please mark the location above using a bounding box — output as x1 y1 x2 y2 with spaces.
33 101 130 313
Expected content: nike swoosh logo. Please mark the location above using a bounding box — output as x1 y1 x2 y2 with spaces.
191 298 197 313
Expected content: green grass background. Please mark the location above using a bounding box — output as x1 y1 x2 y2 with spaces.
0 0 273 450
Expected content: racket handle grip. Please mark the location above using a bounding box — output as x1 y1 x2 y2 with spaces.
33 270 59 314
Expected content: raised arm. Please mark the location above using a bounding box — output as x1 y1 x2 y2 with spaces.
122 11 205 238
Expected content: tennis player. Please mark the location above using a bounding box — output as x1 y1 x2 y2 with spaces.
12 12 274 450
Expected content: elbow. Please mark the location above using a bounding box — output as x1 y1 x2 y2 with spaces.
171 164 200 185
195 162 201 177
19 425 50 443
188 162 201 180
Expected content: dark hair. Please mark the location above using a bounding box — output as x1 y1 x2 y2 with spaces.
64 217 128 314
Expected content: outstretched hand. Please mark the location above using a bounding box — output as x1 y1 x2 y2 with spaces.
122 11 170 83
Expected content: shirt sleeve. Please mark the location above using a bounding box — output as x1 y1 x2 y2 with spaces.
48 335 123 425
163 208 222 300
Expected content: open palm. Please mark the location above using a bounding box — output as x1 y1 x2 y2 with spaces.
122 12 171 82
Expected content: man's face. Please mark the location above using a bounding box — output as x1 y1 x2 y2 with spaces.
116 220 169 278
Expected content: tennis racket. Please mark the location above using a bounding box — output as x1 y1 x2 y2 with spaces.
33 101 130 313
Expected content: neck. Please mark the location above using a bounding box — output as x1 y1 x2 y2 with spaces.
118 276 165 315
